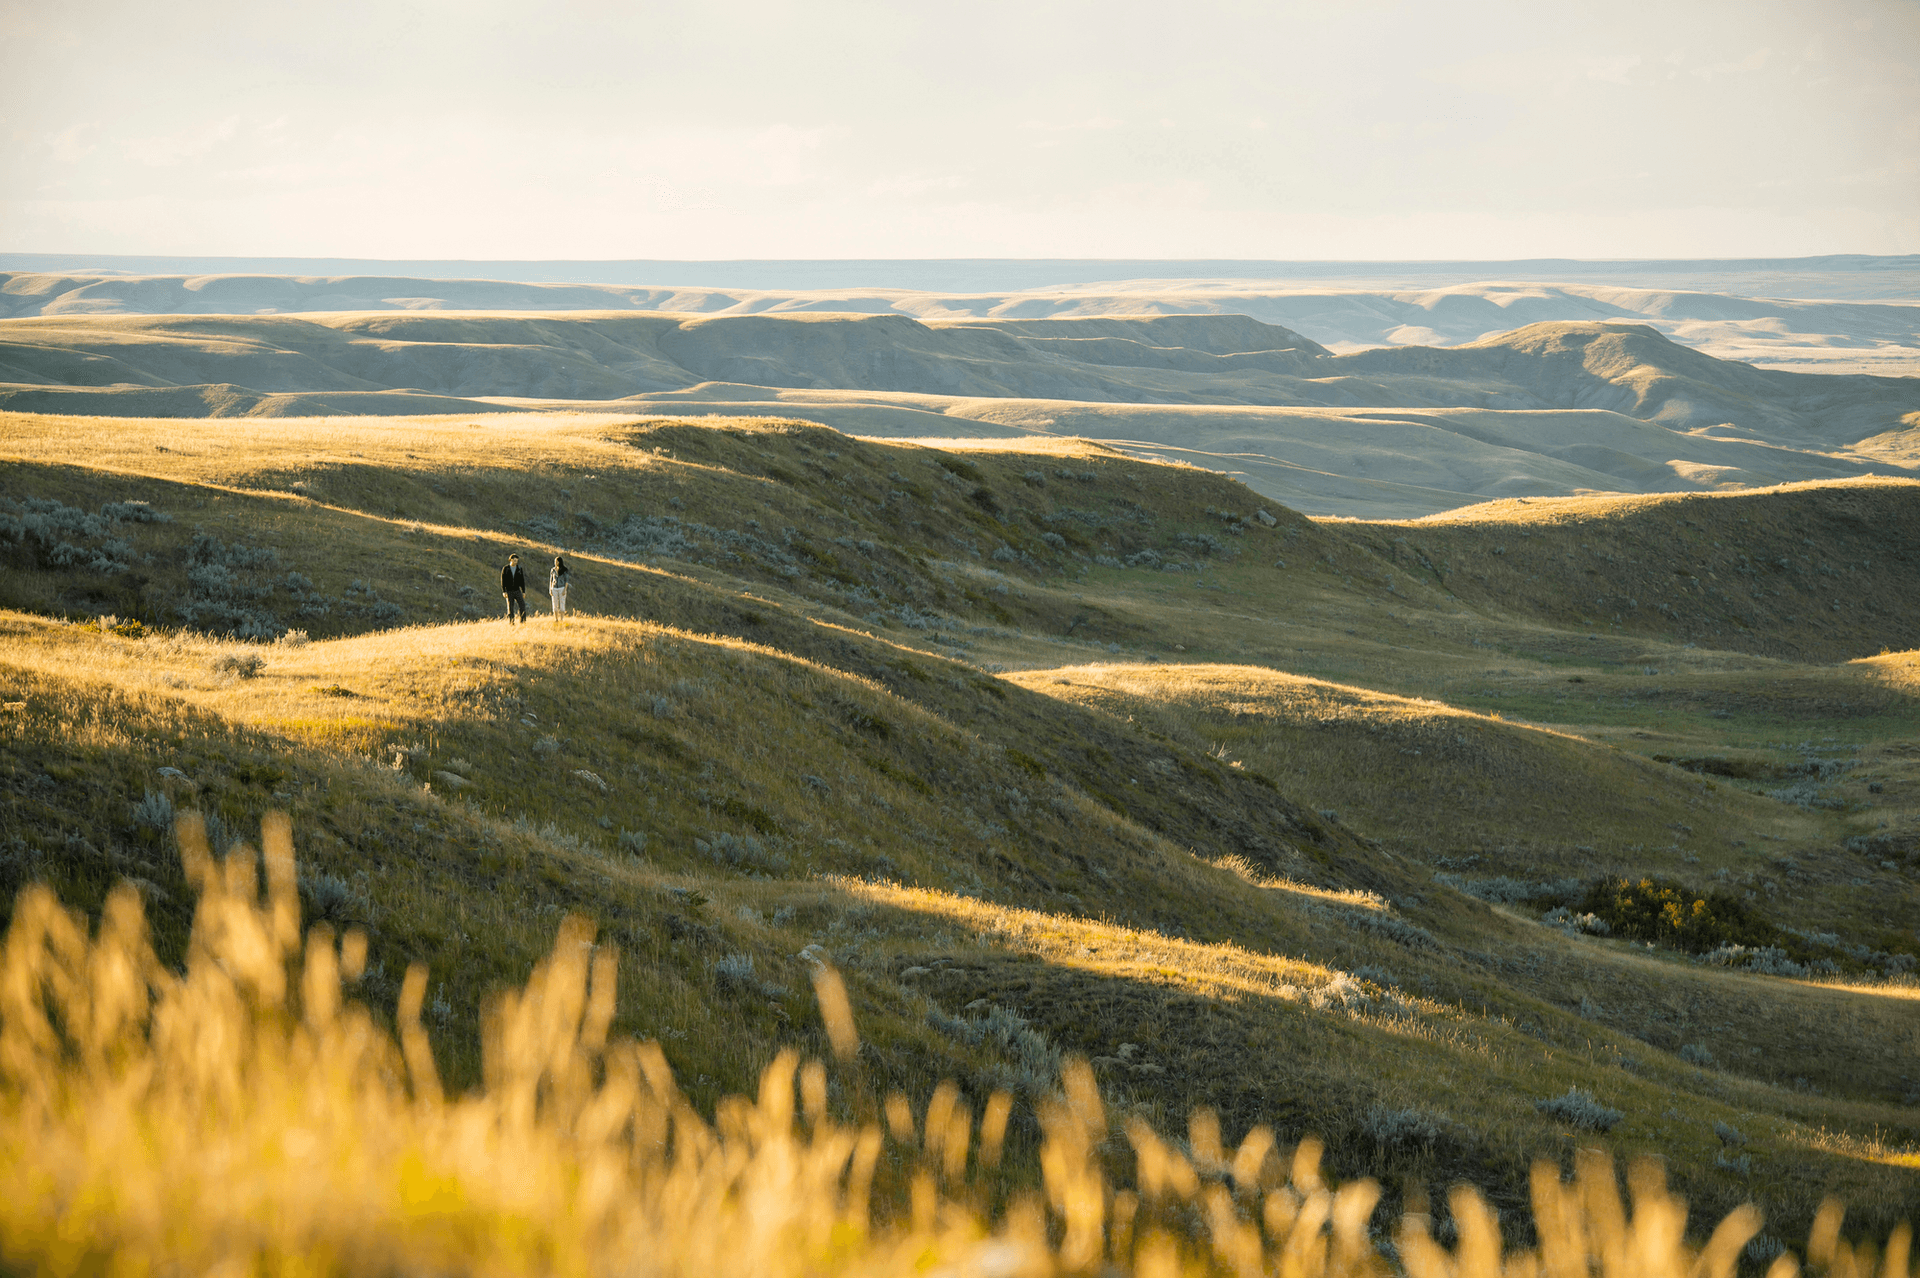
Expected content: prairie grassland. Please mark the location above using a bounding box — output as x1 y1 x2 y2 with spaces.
5 410 1920 1260
0 608 1392 1099
999 659 1918 931
4 609 1917 1243
1336 478 1920 664
0 608 1368 926
0 408 1309 665
4 821 1915 1278
1006 661 1825 861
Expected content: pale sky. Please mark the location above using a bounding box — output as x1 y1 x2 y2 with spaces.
3 0 1916 261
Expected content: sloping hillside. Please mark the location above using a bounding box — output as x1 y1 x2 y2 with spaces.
1340 479 1920 662
9 412 1920 666
7 611 1917 1239
3 410 1919 1244
1342 322 1917 442
0 411 1346 650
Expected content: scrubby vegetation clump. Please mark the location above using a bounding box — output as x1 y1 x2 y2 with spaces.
1579 876 1780 953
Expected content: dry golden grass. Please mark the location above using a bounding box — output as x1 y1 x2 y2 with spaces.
5 817 1913 1278
0 408 1193 654
6 607 1916 1241
1858 650 1920 694
0 409 644 480
816 874 1920 1204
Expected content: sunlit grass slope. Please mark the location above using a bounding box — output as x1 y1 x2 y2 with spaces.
1005 661 1850 896
4 609 1917 1244
4 409 1920 1257
0 409 1338 651
1004 660 1920 1094
13 835 1913 1278
1336 479 1920 663
0 610 1395 1098
1010 662 1807 851
7 410 1919 670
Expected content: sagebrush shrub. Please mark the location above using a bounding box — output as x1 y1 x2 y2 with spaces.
0 495 161 575
695 832 790 875
1342 909 1438 950
130 790 174 833
1440 874 1582 906
298 870 369 926
710 953 759 991
1361 1103 1441 1153
1535 1088 1623 1132
209 652 265 679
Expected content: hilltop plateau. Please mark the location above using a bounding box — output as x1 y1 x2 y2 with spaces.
3 408 1918 1251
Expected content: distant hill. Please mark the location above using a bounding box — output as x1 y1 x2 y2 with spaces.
0 311 1333 403
6 253 1918 296
1342 321 1914 441
5 268 1917 379
2 309 1913 518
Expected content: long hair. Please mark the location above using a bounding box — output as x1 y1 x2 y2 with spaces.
554 555 567 572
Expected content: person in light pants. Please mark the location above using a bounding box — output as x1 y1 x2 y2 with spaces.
549 555 572 623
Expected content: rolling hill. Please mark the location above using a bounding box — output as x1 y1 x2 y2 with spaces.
1 309 1914 519
6 263 1918 375
3 408 1918 1256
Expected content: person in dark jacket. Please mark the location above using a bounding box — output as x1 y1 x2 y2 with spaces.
501 554 527 624
548 555 571 624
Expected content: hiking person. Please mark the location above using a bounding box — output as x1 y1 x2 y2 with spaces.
501 554 527 624
549 555 571 623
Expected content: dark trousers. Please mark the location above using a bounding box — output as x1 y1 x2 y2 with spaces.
504 592 526 623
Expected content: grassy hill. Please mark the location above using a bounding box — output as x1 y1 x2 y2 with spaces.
1336 480 1920 662
2 408 1918 1261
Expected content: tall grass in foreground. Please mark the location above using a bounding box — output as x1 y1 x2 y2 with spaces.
1 818 1910 1278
